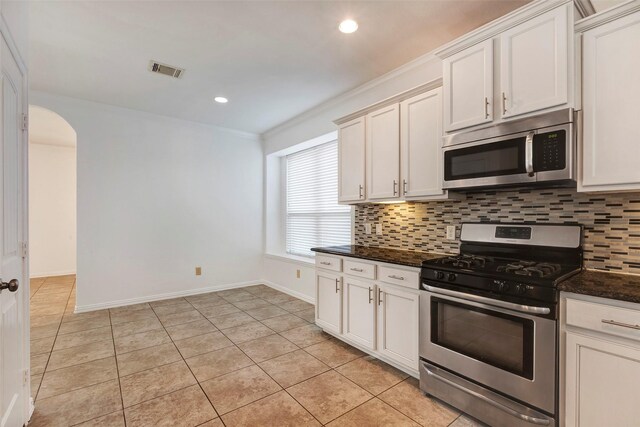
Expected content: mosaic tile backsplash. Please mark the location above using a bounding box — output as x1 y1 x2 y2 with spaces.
354 188 640 274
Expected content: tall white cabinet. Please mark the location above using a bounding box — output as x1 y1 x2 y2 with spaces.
578 7 640 192
337 117 366 203
366 104 400 201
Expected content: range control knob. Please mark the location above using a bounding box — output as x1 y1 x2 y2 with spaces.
515 284 528 295
493 280 509 292
447 273 457 282
435 271 444 280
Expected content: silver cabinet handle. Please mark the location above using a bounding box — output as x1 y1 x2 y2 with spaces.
393 180 398 196
388 275 405 281
502 92 507 115
484 97 489 119
350 268 364 272
335 278 339 293
358 184 364 199
525 131 534 176
320 261 331 266
602 319 640 330
368 287 373 304
378 288 383 306
402 179 407 195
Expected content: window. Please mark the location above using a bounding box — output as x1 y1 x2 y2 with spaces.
286 141 351 257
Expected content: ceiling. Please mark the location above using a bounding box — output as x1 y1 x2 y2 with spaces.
28 105 77 147
29 0 530 134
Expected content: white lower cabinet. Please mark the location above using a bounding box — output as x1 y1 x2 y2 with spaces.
315 271 342 335
343 277 376 350
377 284 419 370
563 293 640 427
315 256 420 375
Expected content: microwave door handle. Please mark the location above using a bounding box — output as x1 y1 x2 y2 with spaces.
525 132 534 176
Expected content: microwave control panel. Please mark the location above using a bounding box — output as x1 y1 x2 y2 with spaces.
533 130 566 171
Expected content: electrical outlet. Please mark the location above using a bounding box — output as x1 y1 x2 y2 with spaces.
365 223 372 235
195 266 202 276
296 269 301 279
376 223 383 235
446 225 456 240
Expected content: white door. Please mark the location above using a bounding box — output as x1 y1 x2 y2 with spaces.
400 88 445 199
337 117 366 203
315 272 342 334
377 284 419 370
580 11 640 192
565 332 640 427
342 277 375 349
0 35 27 427
366 104 400 200
500 4 569 118
443 39 493 132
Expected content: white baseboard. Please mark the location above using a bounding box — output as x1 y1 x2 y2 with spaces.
262 280 315 304
30 270 76 279
74 280 263 313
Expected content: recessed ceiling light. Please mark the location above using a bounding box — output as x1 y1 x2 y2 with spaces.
339 19 358 34
214 96 228 104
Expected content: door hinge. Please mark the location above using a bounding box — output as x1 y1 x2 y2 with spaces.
23 369 29 386
20 242 28 258
21 114 28 132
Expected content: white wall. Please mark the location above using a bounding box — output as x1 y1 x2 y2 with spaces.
261 54 443 301
1 0 28 65
29 143 77 277
30 91 264 311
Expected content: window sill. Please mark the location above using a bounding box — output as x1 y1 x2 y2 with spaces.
264 253 315 267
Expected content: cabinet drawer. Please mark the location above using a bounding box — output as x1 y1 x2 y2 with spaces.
566 298 640 342
378 266 420 290
316 255 342 272
344 259 376 279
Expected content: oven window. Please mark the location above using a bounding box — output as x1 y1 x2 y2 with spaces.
431 298 534 379
444 137 526 181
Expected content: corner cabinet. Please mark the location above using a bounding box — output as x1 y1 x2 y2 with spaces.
315 254 421 376
562 293 640 427
443 39 493 132
578 8 640 192
337 117 366 203
366 104 400 201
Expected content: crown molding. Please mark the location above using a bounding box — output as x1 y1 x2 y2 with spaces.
333 78 443 125
575 0 640 32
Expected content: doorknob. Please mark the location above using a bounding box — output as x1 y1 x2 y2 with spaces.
0 279 19 292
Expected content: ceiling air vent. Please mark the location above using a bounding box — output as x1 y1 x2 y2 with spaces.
149 60 184 79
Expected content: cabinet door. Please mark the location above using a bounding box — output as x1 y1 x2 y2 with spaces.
316 271 342 334
338 117 366 203
443 39 493 132
343 277 376 349
500 5 569 118
366 104 400 200
565 332 640 427
400 88 445 199
581 11 640 191
377 285 419 370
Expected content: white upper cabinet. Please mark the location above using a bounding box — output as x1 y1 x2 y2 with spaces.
500 5 569 118
443 39 493 132
366 104 401 200
338 117 366 203
579 9 640 192
400 88 447 199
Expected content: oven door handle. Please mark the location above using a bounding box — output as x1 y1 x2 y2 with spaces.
423 364 551 425
422 284 551 315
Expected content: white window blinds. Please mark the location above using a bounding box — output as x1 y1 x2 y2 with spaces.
286 141 351 257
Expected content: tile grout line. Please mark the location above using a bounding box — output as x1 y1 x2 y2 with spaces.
109 307 128 426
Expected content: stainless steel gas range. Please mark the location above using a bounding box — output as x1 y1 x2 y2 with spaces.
419 222 583 427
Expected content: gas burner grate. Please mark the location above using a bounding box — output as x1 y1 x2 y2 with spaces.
496 261 561 278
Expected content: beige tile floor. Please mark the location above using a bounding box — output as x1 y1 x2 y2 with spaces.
29 275 485 426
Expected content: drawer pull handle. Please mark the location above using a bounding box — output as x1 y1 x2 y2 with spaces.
368 287 373 304
388 275 405 281
350 268 364 272
335 279 340 293
319 261 331 266
601 319 640 330
378 288 383 306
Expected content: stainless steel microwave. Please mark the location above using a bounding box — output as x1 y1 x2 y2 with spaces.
442 108 578 191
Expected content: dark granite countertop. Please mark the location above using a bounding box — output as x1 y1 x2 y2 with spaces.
559 270 640 304
311 245 445 268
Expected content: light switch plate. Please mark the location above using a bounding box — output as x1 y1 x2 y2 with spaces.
365 223 372 235
446 225 456 240
376 224 383 235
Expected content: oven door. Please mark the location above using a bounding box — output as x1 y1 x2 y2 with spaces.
419 286 556 414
